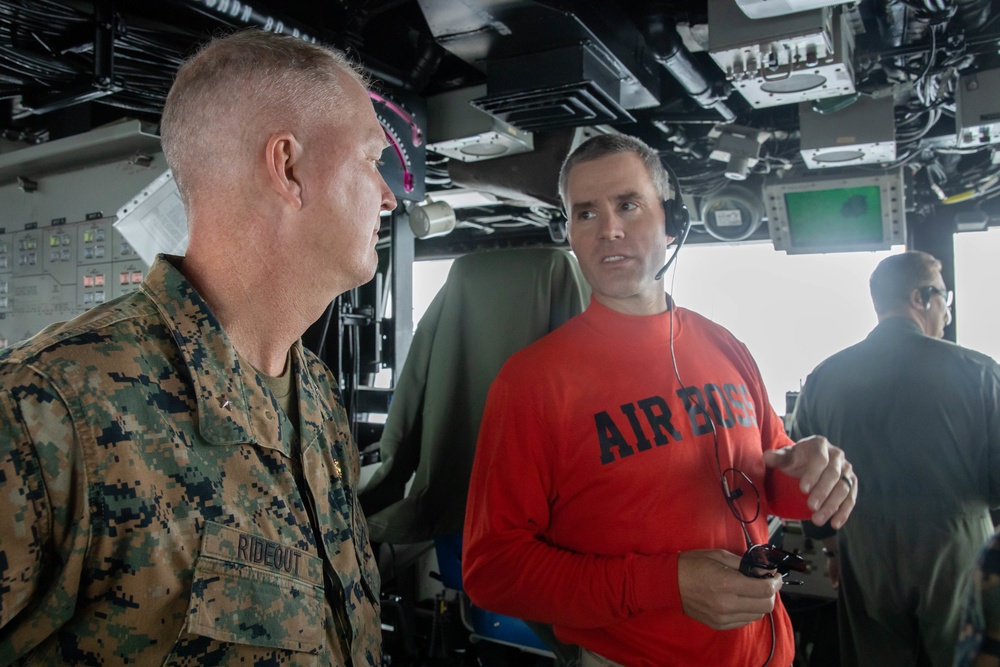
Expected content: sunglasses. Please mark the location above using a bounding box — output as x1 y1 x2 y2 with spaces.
739 542 808 579
723 468 806 581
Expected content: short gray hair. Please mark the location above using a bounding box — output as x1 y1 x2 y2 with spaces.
160 29 366 207
869 251 941 314
558 133 672 210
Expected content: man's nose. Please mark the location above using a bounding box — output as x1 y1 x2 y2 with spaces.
380 176 398 212
598 213 625 240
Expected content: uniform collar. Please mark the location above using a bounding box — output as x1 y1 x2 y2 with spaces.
871 316 925 338
140 254 286 446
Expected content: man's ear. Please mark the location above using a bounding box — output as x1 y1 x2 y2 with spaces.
909 287 927 311
265 131 303 209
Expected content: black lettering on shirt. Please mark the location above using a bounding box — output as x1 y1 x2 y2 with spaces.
637 396 683 445
677 386 713 436
235 533 302 576
595 410 635 464
739 385 759 426
725 383 753 427
705 384 736 428
621 402 652 452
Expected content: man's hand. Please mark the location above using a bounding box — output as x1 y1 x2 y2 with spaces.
677 550 783 630
762 435 856 529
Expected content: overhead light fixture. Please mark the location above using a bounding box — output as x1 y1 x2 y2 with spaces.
707 1 855 109
408 201 457 239
425 85 534 163
736 0 852 20
799 93 896 168
956 67 1000 148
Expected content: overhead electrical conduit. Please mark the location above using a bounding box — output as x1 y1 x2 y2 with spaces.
644 13 736 124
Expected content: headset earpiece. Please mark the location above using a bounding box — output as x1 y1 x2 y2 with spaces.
661 163 690 240
654 158 691 281
918 287 931 310
662 198 690 239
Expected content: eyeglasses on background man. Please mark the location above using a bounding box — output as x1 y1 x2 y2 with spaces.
918 285 953 309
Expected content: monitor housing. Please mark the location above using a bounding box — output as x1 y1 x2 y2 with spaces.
764 169 905 254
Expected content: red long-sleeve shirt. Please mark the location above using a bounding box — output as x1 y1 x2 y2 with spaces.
463 299 811 667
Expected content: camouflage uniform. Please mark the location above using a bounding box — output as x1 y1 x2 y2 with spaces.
0 255 381 666
956 533 1000 667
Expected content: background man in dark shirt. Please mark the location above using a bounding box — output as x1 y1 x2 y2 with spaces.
791 250 1000 667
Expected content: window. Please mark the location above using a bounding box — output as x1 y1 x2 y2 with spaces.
955 227 1000 363
411 246 910 417
413 259 454 327
668 243 898 415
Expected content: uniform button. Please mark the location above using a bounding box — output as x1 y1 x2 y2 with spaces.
333 460 342 478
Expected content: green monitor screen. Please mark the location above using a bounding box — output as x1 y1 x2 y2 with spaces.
764 170 905 254
784 185 883 249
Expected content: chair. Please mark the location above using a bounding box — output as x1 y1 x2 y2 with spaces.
360 247 589 542
434 533 554 656
359 247 590 660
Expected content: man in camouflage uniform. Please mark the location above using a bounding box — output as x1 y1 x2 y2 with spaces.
0 29 396 665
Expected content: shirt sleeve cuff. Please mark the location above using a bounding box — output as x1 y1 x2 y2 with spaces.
632 552 681 614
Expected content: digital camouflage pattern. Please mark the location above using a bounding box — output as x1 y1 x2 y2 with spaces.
956 533 1000 667
0 254 381 666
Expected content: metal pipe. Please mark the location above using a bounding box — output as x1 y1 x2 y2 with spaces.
644 14 736 124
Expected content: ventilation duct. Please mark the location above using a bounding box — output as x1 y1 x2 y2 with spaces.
471 44 634 131
416 0 661 132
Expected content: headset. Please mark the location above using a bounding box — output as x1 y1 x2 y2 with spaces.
662 161 691 240
917 285 935 310
655 160 691 281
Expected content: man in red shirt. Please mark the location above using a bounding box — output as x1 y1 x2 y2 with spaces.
463 133 857 667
